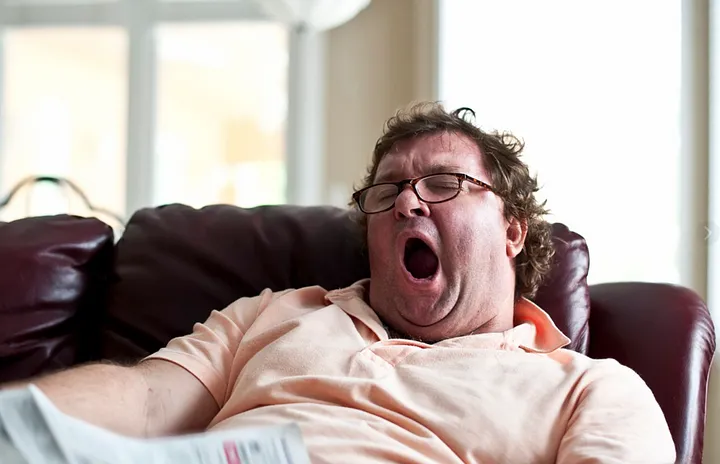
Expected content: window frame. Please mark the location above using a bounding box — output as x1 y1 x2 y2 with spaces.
0 0 324 215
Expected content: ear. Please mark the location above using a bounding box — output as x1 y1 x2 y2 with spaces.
506 216 527 258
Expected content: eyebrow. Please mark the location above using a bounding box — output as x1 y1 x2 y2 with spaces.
374 162 465 183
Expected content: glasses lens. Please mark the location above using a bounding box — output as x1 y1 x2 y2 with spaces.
360 184 399 213
417 174 460 202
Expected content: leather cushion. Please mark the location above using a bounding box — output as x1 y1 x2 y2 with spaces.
102 204 370 360
0 215 114 383
533 223 590 353
588 282 716 464
102 204 591 360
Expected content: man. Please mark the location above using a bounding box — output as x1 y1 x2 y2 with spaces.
2 103 675 463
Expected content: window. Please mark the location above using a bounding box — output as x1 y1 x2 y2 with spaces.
155 23 287 208
439 0 682 285
1 28 127 221
0 1 293 225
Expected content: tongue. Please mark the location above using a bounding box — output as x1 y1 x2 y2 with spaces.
405 246 439 279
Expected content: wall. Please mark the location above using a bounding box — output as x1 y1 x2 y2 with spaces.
324 0 436 207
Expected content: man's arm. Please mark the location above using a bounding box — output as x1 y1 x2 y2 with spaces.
0 292 271 438
0 359 219 438
556 360 676 464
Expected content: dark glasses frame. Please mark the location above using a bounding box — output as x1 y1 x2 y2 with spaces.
352 172 496 214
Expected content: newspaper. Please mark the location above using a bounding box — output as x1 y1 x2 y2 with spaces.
0 385 310 464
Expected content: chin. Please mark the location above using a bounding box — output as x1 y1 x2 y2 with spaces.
401 325 455 343
393 294 457 334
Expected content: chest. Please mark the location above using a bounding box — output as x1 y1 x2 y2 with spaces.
229 323 581 462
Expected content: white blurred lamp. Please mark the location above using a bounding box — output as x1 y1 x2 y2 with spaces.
254 0 371 31
251 0 371 206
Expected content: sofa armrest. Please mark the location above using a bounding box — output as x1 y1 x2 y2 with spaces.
588 282 715 464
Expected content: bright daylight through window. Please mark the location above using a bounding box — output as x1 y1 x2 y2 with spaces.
0 1 288 225
439 0 681 285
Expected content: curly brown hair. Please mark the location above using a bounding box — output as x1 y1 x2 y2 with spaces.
350 101 554 300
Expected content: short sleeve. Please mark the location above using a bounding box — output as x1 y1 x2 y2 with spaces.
143 289 274 407
557 359 676 464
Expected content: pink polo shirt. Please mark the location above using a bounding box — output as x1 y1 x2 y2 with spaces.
145 280 675 463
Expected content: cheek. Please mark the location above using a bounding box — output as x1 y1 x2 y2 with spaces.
367 216 392 261
439 205 504 257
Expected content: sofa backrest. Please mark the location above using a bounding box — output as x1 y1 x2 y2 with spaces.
102 204 590 361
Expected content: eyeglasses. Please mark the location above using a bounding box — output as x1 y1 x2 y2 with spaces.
352 172 496 214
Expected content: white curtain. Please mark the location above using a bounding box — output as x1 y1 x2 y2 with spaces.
254 0 371 31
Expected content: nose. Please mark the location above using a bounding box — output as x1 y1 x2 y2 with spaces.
393 185 430 220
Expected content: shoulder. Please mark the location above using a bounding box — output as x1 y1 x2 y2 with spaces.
552 349 657 395
551 348 638 374
574 355 673 440
223 285 329 312
548 350 667 417
225 284 342 328
554 352 676 462
562 351 649 387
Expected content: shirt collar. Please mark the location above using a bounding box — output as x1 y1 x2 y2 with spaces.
325 279 388 340
325 279 570 353
510 298 571 353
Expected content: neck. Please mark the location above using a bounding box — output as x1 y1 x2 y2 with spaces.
470 293 517 335
383 323 424 341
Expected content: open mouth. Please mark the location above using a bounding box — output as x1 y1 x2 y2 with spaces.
403 238 439 280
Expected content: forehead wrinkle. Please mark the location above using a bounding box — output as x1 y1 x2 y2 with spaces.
374 131 485 182
375 161 465 183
